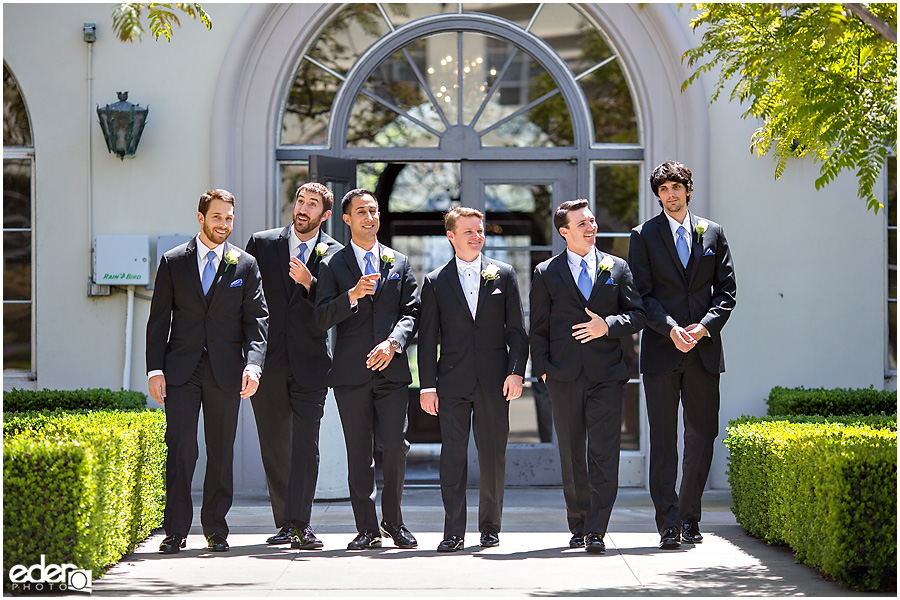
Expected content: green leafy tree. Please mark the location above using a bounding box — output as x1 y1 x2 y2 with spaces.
683 3 896 212
112 3 212 43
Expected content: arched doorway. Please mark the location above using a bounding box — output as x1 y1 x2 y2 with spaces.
212 2 710 490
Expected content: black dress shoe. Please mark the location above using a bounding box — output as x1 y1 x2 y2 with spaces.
659 526 681 550
569 533 585 548
159 535 186 554
479 532 499 547
437 536 464 553
291 525 324 550
380 520 417 548
206 533 229 552
347 530 382 550
585 533 606 554
682 521 703 544
267 525 294 545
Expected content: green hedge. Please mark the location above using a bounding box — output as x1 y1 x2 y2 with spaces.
3 409 166 586
766 386 897 417
3 388 148 412
725 417 897 591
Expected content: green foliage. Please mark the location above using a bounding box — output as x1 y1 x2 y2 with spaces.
3 410 166 587
683 3 897 212
111 3 212 43
765 385 897 417
725 418 897 591
3 388 147 412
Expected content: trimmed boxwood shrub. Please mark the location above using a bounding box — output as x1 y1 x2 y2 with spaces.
766 386 897 417
3 388 148 412
725 416 896 591
3 409 166 586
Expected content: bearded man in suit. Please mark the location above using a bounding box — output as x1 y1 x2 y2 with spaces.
628 161 736 550
245 182 342 550
418 207 528 552
530 199 645 554
314 189 420 551
147 189 268 554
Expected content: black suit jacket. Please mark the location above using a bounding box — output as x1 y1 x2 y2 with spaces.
628 211 736 375
245 226 342 389
314 243 419 387
530 248 645 383
418 257 528 398
146 237 268 394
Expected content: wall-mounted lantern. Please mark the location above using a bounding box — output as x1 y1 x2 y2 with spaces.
96 92 149 160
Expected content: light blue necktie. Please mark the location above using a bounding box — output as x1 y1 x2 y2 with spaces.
201 250 216 295
364 251 378 292
576 258 593 300
676 225 690 268
297 243 307 263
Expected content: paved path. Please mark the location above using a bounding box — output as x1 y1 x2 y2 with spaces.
92 487 880 597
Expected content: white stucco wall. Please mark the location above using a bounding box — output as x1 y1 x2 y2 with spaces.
3 3 890 496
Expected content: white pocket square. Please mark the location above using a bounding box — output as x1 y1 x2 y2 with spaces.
230 279 242 287
491 287 502 295
704 248 714 256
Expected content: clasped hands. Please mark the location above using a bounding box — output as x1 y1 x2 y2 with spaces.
670 323 708 352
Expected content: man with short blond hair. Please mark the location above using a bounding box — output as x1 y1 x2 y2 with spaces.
418 207 527 552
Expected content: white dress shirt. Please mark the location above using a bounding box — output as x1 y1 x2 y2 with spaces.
456 254 482 319
290 227 311 261
664 210 693 254
566 247 596 284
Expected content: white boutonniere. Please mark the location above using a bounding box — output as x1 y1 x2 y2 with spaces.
314 242 329 258
380 247 395 267
597 255 615 278
224 249 241 269
694 220 709 244
481 263 500 285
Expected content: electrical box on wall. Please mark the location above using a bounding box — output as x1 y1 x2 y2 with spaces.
93 235 150 285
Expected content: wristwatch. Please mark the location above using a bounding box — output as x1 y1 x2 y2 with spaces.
389 338 402 352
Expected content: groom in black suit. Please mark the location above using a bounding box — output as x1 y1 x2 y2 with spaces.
530 199 645 554
314 189 420 551
147 189 268 554
418 207 528 552
245 182 342 550
628 161 736 550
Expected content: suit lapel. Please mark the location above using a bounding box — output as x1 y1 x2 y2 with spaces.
277 226 295 297
183 237 208 305
654 212 687 281
474 257 491 317
207 240 233 304
686 213 704 286
552 252 584 305
442 258 471 319
374 244 389 302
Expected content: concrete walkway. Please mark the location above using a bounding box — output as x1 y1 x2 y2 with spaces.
92 487 880 597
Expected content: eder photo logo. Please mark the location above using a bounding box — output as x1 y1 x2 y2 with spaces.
8 555 92 594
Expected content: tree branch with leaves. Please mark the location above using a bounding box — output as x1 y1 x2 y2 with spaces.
683 3 896 212
112 3 212 43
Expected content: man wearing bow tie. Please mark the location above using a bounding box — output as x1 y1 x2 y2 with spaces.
147 189 268 555
245 182 342 550
530 199 645 554
418 207 528 552
628 161 736 550
314 189 420 551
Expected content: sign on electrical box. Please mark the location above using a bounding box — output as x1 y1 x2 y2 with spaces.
93 235 150 285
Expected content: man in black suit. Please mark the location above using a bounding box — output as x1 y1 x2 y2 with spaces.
530 199 645 554
418 207 528 553
245 182 342 550
628 161 736 550
147 189 268 554
314 189 420 550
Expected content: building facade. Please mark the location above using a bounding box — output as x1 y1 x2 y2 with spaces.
3 3 894 495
